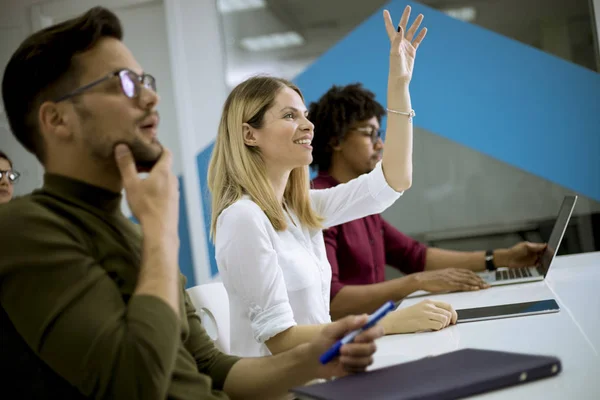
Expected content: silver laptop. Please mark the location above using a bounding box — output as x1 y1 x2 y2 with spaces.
478 195 578 286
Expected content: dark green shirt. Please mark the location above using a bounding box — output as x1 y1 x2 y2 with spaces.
0 174 239 399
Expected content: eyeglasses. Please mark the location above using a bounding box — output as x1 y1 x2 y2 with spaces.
0 170 20 184
351 126 384 145
54 68 157 102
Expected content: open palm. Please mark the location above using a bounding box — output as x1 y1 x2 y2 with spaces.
384 6 427 83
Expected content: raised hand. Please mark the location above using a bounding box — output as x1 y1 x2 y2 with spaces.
383 6 427 83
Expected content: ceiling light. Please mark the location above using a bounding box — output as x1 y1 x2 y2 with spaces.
217 0 266 14
443 6 476 22
240 31 305 52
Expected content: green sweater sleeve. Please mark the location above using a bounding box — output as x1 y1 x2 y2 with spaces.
0 203 180 400
182 288 240 390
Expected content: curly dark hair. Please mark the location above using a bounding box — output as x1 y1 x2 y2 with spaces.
309 83 385 171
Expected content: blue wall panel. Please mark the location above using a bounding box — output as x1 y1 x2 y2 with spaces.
197 142 219 278
294 0 600 201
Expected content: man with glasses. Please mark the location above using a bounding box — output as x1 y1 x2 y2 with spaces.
0 150 19 204
309 83 546 319
0 7 382 399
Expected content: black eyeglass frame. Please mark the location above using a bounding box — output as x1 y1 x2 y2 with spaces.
0 170 20 184
350 126 384 145
53 68 156 103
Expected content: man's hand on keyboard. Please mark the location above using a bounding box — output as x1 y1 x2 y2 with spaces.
414 269 490 293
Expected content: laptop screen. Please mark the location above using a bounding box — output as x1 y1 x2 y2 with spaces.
537 195 578 277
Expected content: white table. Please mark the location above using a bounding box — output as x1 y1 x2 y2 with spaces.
371 251 600 399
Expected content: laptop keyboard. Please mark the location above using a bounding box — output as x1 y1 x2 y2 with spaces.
496 267 533 281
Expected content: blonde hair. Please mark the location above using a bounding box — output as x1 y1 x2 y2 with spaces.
208 76 323 239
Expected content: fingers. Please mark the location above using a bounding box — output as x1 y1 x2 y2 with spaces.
426 314 448 330
391 26 404 55
471 274 490 289
450 269 489 289
428 300 458 325
427 300 457 323
384 6 426 52
154 147 173 171
425 318 446 331
412 300 452 331
450 281 480 292
527 242 547 251
405 13 424 42
382 10 396 41
427 299 453 312
323 318 380 375
354 325 384 343
533 243 548 264
425 307 452 329
339 342 376 372
114 144 138 187
438 277 476 292
413 27 427 49
450 307 458 324
338 355 374 373
398 5 411 34
461 277 488 290
340 342 377 358
325 315 369 341
446 275 481 291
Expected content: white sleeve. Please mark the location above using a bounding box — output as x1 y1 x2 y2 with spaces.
215 201 296 343
310 161 403 229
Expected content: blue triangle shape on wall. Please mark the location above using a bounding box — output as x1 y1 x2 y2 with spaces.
294 0 600 201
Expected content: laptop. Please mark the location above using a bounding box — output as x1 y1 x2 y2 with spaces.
478 195 577 286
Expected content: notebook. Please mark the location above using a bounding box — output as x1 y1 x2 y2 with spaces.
290 348 561 400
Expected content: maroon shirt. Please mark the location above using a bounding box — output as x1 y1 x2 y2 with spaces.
312 172 428 300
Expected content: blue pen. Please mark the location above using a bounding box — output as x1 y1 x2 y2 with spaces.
319 301 395 365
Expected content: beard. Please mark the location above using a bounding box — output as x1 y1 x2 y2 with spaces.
76 106 163 173
86 133 163 174
128 137 163 172
97 136 162 173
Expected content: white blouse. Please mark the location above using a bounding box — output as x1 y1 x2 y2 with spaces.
215 162 402 357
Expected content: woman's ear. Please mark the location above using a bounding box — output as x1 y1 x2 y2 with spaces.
243 123 258 147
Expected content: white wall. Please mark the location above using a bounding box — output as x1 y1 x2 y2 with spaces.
0 0 44 196
163 0 229 283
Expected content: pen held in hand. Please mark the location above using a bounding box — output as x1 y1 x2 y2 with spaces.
319 301 395 365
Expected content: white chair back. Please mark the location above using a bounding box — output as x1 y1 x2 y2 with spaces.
186 282 230 353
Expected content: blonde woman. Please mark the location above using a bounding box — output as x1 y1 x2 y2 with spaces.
208 6 457 357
